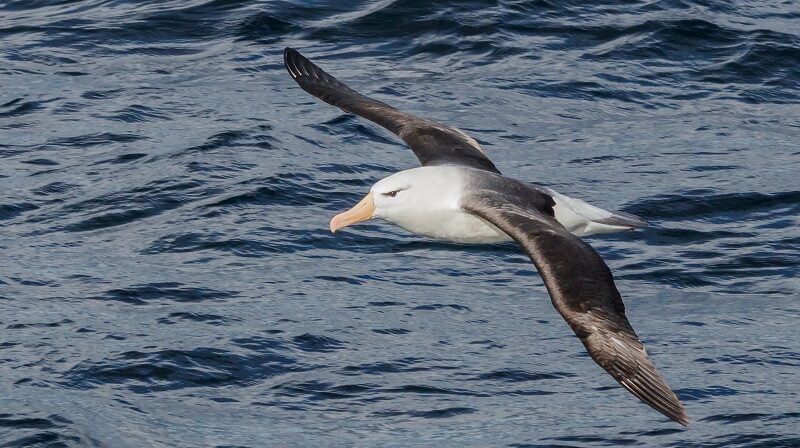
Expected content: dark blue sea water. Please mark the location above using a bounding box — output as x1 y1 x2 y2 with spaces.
1 1 799 446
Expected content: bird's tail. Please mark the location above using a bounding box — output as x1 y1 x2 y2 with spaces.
538 187 648 237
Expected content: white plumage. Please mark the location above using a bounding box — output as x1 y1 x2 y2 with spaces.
371 166 643 243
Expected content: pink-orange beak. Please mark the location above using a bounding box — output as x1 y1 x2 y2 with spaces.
330 192 375 233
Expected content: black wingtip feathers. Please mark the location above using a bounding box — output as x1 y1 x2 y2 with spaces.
284 47 300 79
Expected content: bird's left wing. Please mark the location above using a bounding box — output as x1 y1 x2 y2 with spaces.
462 191 688 426
284 48 500 174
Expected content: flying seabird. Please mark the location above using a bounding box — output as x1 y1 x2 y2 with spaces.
284 47 688 426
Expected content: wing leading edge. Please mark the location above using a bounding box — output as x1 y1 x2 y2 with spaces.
284 48 500 173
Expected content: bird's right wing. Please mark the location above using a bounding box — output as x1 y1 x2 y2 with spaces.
462 191 688 426
284 48 500 174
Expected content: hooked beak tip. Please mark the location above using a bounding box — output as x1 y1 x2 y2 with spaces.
329 192 374 234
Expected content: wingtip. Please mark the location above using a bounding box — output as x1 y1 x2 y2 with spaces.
284 47 300 79
626 379 689 427
664 390 690 427
658 402 690 427
673 404 690 427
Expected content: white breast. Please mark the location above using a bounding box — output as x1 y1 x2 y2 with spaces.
394 207 511 243
376 166 511 243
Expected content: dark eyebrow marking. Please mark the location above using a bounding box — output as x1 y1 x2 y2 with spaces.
381 186 410 197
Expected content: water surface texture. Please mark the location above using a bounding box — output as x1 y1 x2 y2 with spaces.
1 1 799 447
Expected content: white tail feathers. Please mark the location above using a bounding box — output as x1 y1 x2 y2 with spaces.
540 187 648 237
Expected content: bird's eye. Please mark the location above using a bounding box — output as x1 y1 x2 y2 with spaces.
383 190 399 198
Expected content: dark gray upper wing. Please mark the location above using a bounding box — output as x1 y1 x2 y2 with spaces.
284 48 500 174
462 191 688 426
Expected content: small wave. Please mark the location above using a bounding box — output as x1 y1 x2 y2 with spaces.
373 406 476 419
474 369 575 382
63 345 305 392
629 189 800 221
96 282 234 305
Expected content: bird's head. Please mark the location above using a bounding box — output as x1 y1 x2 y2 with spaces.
329 168 445 233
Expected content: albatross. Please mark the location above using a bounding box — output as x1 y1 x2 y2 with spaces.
284 47 688 426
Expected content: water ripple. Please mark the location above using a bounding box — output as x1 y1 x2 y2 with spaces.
1 0 798 446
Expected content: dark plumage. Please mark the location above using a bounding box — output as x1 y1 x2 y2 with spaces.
284 48 500 173
463 190 687 426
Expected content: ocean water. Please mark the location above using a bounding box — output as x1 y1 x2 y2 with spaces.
1 1 799 446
